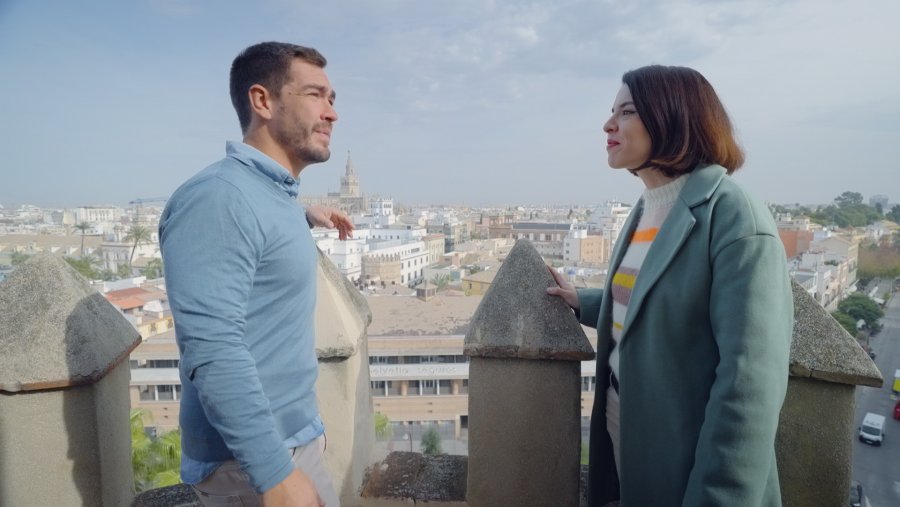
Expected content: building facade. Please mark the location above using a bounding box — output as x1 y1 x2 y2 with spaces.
298 153 368 214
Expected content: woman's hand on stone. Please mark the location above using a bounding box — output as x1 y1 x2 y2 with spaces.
546 265 580 311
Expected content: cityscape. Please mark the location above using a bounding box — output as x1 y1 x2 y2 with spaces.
1 153 899 505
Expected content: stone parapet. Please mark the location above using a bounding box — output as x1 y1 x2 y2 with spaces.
0 251 139 506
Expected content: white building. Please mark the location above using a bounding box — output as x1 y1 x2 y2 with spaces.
76 206 122 224
587 200 633 260
370 198 394 217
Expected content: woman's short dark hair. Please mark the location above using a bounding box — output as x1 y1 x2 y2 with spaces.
622 65 744 177
230 42 327 133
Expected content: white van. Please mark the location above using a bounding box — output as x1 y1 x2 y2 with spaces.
859 413 886 446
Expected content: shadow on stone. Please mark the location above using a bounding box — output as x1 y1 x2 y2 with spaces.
0 251 139 505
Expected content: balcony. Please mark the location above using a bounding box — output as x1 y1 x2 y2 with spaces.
0 244 883 507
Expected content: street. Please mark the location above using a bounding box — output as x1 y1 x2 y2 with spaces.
852 279 900 507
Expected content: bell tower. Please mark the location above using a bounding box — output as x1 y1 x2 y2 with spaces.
340 152 360 198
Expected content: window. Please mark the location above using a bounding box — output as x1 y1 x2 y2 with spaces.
408 380 421 395
581 376 596 392
420 355 443 364
371 381 386 397
148 359 179 368
422 380 437 395
469 283 473 289
157 385 176 401
439 380 452 395
387 381 401 396
459 379 469 394
370 356 392 365
138 385 154 401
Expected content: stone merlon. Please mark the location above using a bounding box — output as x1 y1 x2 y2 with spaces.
464 239 596 361
0 250 141 392
788 277 882 388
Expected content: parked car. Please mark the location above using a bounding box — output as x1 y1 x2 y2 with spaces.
849 481 863 507
859 413 886 445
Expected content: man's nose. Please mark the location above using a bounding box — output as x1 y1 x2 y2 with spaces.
323 102 338 122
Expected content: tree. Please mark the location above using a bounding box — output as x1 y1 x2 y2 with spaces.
468 265 482 275
837 293 884 328
875 203 883 215
859 244 900 281
123 225 154 264
421 426 443 455
142 258 164 279
73 221 92 253
581 442 590 465
834 191 863 208
374 413 393 441
100 269 119 282
886 205 900 224
10 251 30 265
64 257 100 280
430 273 452 293
118 263 133 279
830 311 858 336
131 408 183 493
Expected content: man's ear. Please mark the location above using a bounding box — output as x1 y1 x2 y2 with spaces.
248 84 275 122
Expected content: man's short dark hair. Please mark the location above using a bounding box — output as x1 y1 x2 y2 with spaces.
230 42 327 133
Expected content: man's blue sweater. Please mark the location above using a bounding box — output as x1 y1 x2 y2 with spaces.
160 141 319 493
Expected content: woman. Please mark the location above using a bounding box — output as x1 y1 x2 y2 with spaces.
548 65 793 506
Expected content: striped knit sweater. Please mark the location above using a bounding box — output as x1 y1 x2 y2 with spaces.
606 174 688 475
608 174 688 378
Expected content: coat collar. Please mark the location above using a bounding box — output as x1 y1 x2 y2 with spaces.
614 164 728 340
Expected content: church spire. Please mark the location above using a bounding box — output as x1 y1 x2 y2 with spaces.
345 151 354 176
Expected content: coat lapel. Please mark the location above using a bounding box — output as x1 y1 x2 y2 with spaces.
620 201 695 338
619 165 727 340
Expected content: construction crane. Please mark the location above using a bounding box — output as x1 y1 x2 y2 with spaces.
129 197 169 224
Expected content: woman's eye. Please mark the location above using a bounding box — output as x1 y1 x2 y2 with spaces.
622 110 636 115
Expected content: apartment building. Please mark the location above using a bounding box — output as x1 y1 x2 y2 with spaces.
75 206 122 223
366 295 599 441
587 200 633 260
563 228 607 263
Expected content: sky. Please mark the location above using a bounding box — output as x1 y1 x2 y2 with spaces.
0 0 898 209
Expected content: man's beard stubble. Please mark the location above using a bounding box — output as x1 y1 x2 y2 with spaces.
274 108 332 165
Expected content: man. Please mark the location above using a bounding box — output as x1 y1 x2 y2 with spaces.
160 42 353 507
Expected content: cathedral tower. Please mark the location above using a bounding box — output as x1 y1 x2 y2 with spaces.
340 152 360 198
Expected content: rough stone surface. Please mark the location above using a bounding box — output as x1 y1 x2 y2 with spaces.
467 357 582 507
362 451 422 501
464 240 595 361
131 484 200 507
0 363 135 506
316 247 373 359
775 376 855 507
788 277 882 387
415 454 468 502
313 248 377 502
0 251 141 390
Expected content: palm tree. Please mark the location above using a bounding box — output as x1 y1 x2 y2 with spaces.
131 407 183 493
79 254 100 270
374 413 394 441
430 273 452 294
73 221 92 253
123 225 153 264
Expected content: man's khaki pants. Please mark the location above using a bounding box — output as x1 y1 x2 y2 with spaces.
191 435 340 506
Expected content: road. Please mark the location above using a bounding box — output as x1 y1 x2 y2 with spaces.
852 281 899 507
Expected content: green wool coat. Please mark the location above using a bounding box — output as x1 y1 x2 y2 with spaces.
579 165 793 507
